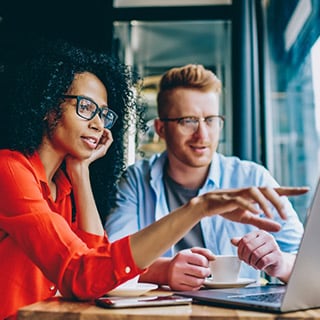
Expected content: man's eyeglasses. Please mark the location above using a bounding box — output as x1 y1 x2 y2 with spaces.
61 95 118 129
160 115 224 135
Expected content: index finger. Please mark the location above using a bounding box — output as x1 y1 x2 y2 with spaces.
190 247 215 261
274 187 310 196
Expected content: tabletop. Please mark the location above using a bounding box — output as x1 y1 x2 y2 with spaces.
18 290 320 320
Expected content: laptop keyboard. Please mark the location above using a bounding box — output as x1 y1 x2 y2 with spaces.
229 292 284 303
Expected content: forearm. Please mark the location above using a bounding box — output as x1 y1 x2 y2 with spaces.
69 165 104 236
129 197 203 269
129 187 306 271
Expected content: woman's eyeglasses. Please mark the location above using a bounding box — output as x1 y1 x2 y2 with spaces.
61 95 118 129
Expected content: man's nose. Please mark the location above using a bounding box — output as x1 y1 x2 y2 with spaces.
193 119 209 138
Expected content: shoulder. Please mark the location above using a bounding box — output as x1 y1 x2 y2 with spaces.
125 152 165 176
0 149 30 169
216 153 269 172
125 158 152 175
214 153 276 186
0 150 44 205
0 150 44 182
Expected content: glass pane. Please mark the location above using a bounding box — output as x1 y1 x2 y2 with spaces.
263 0 320 222
113 20 232 162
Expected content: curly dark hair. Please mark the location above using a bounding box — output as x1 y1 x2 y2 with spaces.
0 39 146 223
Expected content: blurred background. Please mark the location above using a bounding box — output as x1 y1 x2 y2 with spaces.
1 0 319 222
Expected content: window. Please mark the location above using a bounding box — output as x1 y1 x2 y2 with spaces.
113 19 232 163
263 0 320 222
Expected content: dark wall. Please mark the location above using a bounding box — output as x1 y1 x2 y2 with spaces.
0 1 116 223
0 0 113 64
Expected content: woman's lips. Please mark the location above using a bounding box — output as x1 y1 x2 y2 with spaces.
81 136 99 149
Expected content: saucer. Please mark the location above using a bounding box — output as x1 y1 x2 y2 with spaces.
203 277 256 289
106 283 158 297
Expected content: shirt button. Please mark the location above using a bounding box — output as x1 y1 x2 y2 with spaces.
49 285 56 291
125 266 131 274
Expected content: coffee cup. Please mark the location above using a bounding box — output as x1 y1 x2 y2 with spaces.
209 255 241 282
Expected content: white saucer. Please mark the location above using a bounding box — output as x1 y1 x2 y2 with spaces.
106 283 158 297
203 277 256 289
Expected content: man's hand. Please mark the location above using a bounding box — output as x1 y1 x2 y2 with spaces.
201 186 309 232
167 247 214 291
231 230 296 283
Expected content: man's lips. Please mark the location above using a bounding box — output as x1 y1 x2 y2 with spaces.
190 145 208 150
189 144 211 154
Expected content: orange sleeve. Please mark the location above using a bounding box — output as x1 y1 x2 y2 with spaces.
0 150 145 303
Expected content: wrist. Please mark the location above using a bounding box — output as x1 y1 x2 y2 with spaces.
188 195 207 219
267 253 295 283
67 163 90 183
278 254 296 283
139 258 171 285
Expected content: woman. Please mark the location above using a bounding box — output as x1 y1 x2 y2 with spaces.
0 40 307 319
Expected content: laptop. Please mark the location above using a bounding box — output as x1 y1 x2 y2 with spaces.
177 180 320 313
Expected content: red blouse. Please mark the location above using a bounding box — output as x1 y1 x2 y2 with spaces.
0 150 143 319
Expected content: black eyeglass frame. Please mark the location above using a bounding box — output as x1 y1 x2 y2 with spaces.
61 94 118 129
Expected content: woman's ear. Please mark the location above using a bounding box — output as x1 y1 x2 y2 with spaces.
43 110 59 130
154 118 165 139
43 111 55 123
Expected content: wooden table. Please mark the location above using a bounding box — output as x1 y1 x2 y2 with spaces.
18 290 320 320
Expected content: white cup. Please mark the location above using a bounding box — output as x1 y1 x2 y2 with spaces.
209 255 241 282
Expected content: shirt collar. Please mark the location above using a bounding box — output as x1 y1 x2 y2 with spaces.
27 152 48 183
202 152 221 189
27 152 72 198
151 151 222 190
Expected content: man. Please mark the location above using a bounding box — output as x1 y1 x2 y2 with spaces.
105 64 304 291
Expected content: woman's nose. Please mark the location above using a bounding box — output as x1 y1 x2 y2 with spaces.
89 113 104 131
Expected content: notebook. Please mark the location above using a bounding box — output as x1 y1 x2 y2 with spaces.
177 180 320 313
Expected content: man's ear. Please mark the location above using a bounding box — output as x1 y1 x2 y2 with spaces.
154 118 166 139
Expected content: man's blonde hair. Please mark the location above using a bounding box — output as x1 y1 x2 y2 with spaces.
157 64 221 117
